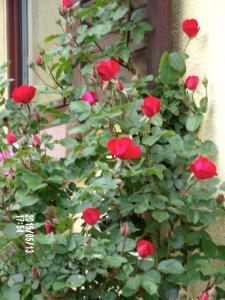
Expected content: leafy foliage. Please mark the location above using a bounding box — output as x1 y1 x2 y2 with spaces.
0 1 225 299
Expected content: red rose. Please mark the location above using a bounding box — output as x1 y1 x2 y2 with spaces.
189 155 217 180
32 267 41 279
35 54 44 65
141 96 161 117
12 85 36 104
137 240 155 258
32 135 41 147
6 133 17 145
82 208 101 225
185 76 199 90
44 222 54 234
182 19 200 37
107 137 141 160
96 59 120 81
197 291 209 300
62 0 75 9
116 79 124 91
82 90 98 106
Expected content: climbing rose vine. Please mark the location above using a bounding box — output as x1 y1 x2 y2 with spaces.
0 2 225 300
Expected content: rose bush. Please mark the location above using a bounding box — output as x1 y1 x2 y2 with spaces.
0 1 225 300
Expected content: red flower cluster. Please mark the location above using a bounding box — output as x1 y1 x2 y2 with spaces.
35 54 44 65
62 0 75 9
82 90 98 106
137 240 155 257
82 208 101 225
44 222 54 234
96 59 120 81
197 291 209 300
32 135 41 147
107 137 141 160
185 76 199 90
189 155 217 179
12 85 36 104
141 96 161 117
182 19 200 37
6 133 17 145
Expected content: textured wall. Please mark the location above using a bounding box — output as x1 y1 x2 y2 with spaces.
172 0 225 295
28 0 60 103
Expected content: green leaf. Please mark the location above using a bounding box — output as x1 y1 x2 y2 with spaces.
141 280 157 296
21 172 43 191
142 134 162 147
168 135 184 152
113 5 128 21
131 9 143 22
66 274 86 288
117 238 136 252
131 25 145 44
168 52 186 74
44 34 60 43
186 114 203 132
140 257 155 271
199 97 208 113
152 210 169 223
105 255 127 268
122 275 141 297
52 282 66 291
2 290 20 300
3 223 18 239
70 100 91 113
158 259 184 274
159 52 181 84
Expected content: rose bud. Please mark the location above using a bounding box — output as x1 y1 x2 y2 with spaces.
6 132 17 145
32 134 41 147
62 0 75 9
33 112 41 122
116 79 124 92
189 155 217 180
217 194 225 203
32 267 41 279
95 59 120 81
120 223 129 237
12 85 36 104
82 91 98 106
137 240 155 258
182 18 200 37
185 75 199 90
197 291 209 300
141 96 161 117
35 54 44 65
107 136 141 160
82 208 101 225
44 222 54 234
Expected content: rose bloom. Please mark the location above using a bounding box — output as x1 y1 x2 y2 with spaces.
137 240 155 258
185 76 199 90
107 137 141 160
6 133 17 145
82 208 101 225
96 58 120 81
44 222 54 234
141 96 161 117
62 0 75 9
82 90 98 106
12 85 36 104
182 18 200 37
197 291 209 300
35 54 44 65
32 135 41 147
116 79 124 91
189 155 217 180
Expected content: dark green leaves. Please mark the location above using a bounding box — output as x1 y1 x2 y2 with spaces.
158 259 184 274
159 52 186 84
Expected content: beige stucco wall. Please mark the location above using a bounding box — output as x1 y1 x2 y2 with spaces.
28 0 61 104
172 0 225 295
